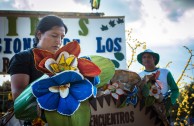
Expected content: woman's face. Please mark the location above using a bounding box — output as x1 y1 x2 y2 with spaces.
37 26 66 53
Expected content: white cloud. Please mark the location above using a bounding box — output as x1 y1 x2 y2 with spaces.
159 0 194 21
26 0 91 12
126 0 194 48
12 0 33 10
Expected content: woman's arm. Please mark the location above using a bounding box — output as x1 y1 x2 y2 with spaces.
10 74 30 100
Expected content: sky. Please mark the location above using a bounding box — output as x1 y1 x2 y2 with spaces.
0 0 194 86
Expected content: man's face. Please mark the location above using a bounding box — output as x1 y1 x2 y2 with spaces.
141 53 156 68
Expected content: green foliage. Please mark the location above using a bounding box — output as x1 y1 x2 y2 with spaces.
90 55 115 88
142 82 156 106
0 80 12 113
171 82 194 125
45 100 90 126
145 96 155 106
111 59 120 68
0 80 11 91
110 52 125 68
142 82 151 97
114 52 124 61
164 97 172 117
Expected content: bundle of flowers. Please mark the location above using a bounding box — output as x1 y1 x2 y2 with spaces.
99 70 141 107
141 71 172 125
32 41 101 116
13 41 114 126
141 71 163 106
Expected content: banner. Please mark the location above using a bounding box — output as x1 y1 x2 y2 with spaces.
0 11 127 74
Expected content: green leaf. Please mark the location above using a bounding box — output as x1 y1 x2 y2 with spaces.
44 110 71 126
111 59 120 68
90 55 115 88
142 84 150 97
114 52 124 61
71 100 91 126
118 98 127 108
145 96 155 106
44 100 90 126
147 82 152 89
165 97 172 116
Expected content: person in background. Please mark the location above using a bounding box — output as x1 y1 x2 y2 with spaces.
6 15 68 126
137 49 179 125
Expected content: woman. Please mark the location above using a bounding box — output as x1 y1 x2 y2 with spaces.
7 15 68 126
8 15 67 100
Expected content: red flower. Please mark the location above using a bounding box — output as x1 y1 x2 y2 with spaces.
33 41 101 77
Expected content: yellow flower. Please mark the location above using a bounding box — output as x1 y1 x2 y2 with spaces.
174 122 178 125
45 51 77 74
183 120 188 125
8 92 13 100
143 44 146 49
32 117 45 126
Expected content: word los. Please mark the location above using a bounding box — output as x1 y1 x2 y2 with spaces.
96 37 122 53
90 111 134 126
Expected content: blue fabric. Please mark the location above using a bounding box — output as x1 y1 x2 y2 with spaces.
57 94 80 115
92 76 100 86
80 56 91 60
70 79 93 101
93 86 97 97
84 77 99 97
32 76 55 97
32 71 93 115
51 71 84 85
126 86 138 105
37 92 60 110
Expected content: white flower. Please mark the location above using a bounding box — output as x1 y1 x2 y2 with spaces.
149 84 161 99
103 82 125 100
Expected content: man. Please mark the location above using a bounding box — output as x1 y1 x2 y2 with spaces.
137 49 179 105
137 49 180 125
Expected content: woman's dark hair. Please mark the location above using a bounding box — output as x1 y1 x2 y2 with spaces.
33 15 68 47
